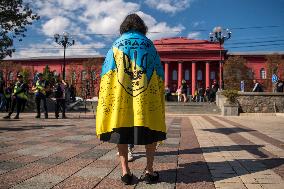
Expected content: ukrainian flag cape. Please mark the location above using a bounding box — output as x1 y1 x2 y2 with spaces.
96 31 166 140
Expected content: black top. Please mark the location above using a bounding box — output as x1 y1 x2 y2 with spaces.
0 80 5 93
181 83 187 94
253 83 263 92
276 81 284 92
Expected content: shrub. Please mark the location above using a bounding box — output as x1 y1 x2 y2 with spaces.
222 90 239 104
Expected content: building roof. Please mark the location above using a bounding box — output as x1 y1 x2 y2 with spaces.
153 37 224 52
4 55 104 61
228 51 284 56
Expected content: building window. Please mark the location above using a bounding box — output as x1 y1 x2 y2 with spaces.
184 69 190 80
172 70 177 80
81 70 87 81
91 71 96 80
8 72 14 81
260 68 266 79
197 70 202 81
210 71 215 80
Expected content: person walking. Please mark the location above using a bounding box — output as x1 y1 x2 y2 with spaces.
32 73 48 118
3 74 28 119
54 76 67 119
96 13 166 185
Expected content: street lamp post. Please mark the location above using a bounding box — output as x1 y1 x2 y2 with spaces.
209 26 231 90
54 32 75 80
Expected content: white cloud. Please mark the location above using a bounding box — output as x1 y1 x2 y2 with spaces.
145 0 194 14
8 42 104 59
42 16 70 36
187 32 201 39
18 0 186 58
137 11 185 40
35 0 184 37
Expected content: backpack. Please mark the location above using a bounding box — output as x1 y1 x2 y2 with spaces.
54 84 63 98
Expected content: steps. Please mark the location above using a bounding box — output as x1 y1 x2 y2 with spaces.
66 101 221 115
165 101 221 114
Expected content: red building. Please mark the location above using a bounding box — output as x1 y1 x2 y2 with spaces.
1 37 283 96
154 37 284 94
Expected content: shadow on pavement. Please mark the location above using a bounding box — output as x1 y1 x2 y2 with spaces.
132 144 283 184
202 127 255 135
0 124 75 132
161 158 284 184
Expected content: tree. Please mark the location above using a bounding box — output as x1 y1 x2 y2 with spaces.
82 58 101 97
42 65 55 86
265 53 284 91
0 60 22 82
67 62 80 85
20 67 32 84
223 56 253 91
0 0 39 59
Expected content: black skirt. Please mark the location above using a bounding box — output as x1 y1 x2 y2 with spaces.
99 126 166 145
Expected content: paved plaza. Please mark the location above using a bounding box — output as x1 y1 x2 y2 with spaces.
0 113 283 189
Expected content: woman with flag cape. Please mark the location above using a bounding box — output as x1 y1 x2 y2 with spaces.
96 13 166 185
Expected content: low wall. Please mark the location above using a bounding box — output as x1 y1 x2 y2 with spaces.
217 92 284 113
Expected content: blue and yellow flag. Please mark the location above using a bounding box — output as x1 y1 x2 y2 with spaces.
96 31 166 142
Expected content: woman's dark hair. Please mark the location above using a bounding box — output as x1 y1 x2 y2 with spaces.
120 13 148 35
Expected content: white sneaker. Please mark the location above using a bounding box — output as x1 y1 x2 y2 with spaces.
128 151 134 162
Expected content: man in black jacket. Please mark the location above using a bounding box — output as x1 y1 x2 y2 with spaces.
3 74 28 119
252 80 263 92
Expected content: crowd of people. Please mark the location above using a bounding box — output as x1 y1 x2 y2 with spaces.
165 79 220 103
0 73 77 119
165 78 284 103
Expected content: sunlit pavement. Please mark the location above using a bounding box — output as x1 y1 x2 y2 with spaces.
0 112 283 189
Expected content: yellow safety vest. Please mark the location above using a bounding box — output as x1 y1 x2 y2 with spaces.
35 80 46 95
4 89 11 98
13 82 28 100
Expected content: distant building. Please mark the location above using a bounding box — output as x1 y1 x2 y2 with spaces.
1 37 284 96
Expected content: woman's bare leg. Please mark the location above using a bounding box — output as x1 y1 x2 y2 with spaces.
182 94 187 102
117 144 130 175
145 142 157 174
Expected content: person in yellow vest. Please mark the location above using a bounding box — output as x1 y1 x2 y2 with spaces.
32 73 48 118
3 74 28 119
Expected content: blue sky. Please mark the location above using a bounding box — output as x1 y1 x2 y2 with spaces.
9 0 284 59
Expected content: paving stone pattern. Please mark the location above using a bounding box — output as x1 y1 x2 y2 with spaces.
0 113 283 188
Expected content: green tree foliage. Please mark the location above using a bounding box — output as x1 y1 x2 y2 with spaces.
42 65 55 86
20 67 32 83
0 0 39 59
223 56 253 91
222 89 239 104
